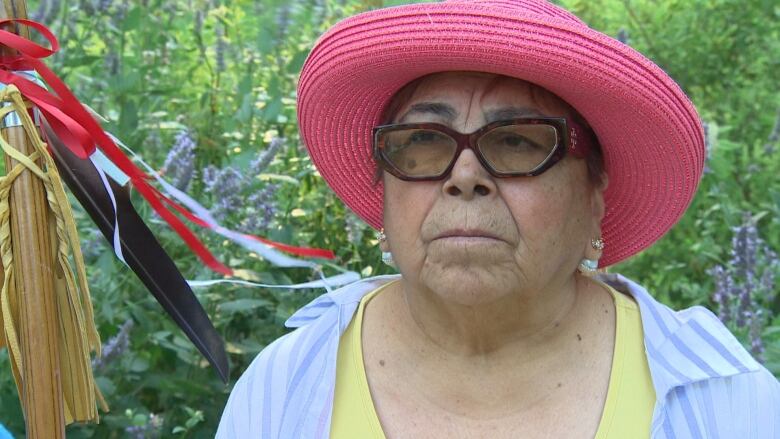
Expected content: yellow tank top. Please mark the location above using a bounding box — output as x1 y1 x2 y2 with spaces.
330 280 656 438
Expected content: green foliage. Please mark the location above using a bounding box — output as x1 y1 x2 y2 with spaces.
0 0 777 436
565 0 780 358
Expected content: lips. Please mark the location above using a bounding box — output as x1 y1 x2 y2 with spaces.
434 229 502 241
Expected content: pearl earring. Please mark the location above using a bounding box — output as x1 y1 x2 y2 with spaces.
578 237 605 275
376 228 395 267
578 258 599 274
382 251 395 267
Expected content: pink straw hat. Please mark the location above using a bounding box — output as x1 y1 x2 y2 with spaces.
296 0 705 267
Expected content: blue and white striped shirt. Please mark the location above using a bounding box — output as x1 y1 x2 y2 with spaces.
217 273 780 438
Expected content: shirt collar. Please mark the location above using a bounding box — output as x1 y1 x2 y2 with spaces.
595 272 762 399
286 272 761 399
284 274 401 328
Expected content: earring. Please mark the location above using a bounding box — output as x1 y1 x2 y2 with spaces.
578 237 604 275
578 258 599 274
376 228 395 267
382 251 395 267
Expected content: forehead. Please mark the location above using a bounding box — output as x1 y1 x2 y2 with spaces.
394 71 571 122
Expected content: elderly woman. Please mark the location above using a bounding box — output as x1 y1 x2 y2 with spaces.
218 0 779 437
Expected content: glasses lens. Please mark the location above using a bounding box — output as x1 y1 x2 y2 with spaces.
380 128 457 177
478 124 559 173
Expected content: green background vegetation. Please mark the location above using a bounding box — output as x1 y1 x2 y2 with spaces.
0 0 778 436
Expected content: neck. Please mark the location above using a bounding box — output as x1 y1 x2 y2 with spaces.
361 274 616 417
379 274 605 362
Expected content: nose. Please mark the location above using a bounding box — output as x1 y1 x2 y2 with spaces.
442 148 497 200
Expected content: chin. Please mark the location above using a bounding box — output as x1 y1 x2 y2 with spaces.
417 264 522 306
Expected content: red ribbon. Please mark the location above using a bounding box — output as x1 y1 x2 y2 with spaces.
0 19 336 275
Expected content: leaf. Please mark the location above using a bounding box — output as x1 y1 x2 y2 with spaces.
257 173 300 185
128 356 150 373
751 211 769 223
95 377 116 397
164 120 189 131
236 93 254 123
232 268 262 281
763 326 780 336
237 74 253 96
287 50 309 73
122 7 143 31
225 342 244 354
262 97 282 122
118 100 139 133
218 299 273 314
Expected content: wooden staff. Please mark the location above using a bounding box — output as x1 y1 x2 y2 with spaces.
0 0 66 436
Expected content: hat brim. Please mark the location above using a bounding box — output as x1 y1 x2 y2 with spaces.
297 2 705 267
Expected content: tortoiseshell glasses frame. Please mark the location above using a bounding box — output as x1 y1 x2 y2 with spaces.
372 117 593 181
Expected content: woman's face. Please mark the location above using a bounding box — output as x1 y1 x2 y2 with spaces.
381 71 606 305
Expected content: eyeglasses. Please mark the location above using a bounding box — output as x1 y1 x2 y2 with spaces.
372 117 593 181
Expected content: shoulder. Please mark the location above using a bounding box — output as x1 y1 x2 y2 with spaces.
216 275 401 438
596 273 780 437
216 325 316 438
663 367 780 438
596 273 761 372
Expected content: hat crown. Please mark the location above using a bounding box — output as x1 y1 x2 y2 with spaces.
444 0 586 25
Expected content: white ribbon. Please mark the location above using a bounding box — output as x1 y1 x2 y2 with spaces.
187 271 360 291
88 151 127 264
101 132 361 290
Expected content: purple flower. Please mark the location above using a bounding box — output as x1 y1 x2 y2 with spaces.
275 3 291 43
162 130 198 191
616 28 630 45
748 309 765 359
104 52 120 76
250 137 285 175
32 0 62 23
97 0 113 13
215 25 227 72
125 413 163 439
202 165 245 222
702 121 713 174
202 137 283 232
765 107 780 156
195 10 204 36
709 265 734 323
93 319 133 370
708 213 779 364
145 130 163 150
81 229 108 261
110 0 128 29
239 184 279 233
311 0 327 28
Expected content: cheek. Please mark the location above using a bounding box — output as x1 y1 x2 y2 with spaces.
382 180 438 250
501 171 592 250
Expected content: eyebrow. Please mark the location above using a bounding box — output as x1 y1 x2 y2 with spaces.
398 102 457 123
397 102 549 124
485 106 548 122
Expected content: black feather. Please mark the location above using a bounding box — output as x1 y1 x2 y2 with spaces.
44 122 229 383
